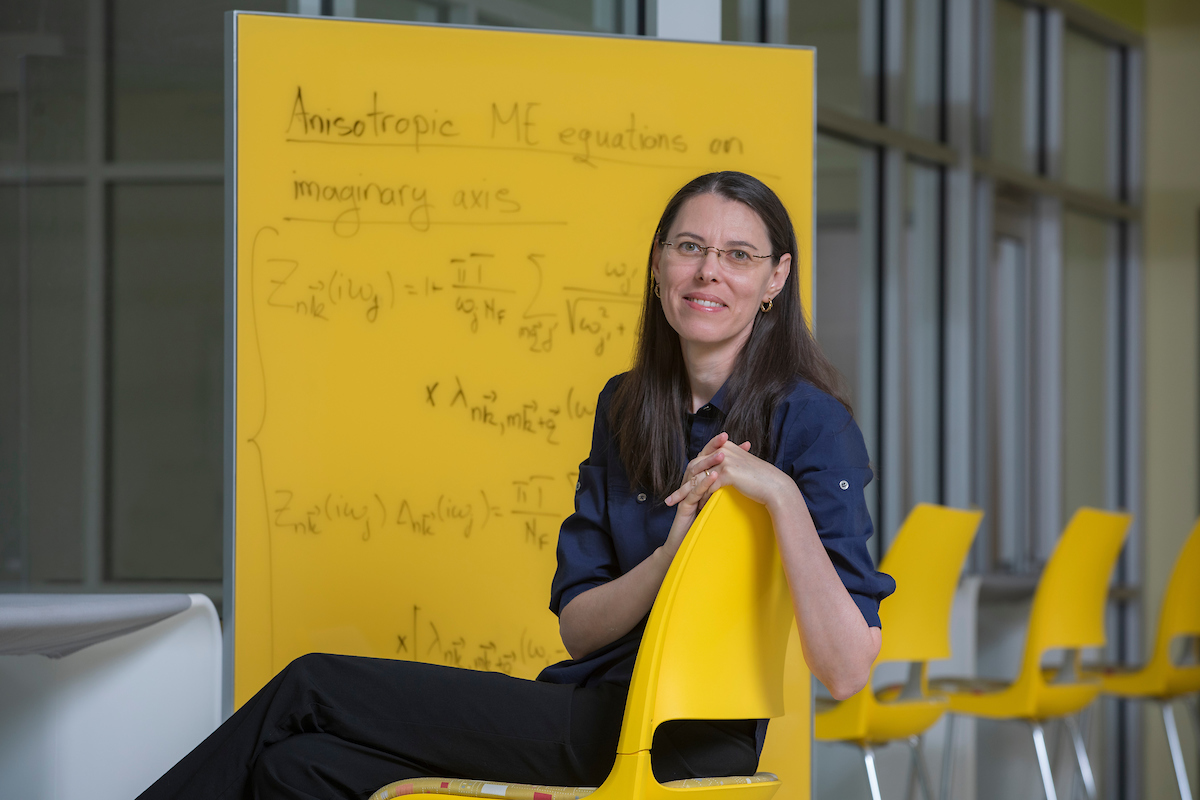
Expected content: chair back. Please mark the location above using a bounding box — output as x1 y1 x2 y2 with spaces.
616 488 795 755
1153 517 1200 664
1023 507 1131 667
875 504 984 665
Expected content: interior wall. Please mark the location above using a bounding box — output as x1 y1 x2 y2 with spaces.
1143 0 1200 796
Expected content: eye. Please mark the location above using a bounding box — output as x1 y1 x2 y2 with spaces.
728 249 752 263
678 241 702 254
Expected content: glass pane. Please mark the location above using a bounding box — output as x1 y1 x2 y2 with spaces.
354 0 618 31
815 136 871 410
24 55 87 163
28 185 88 582
0 185 88 584
112 0 287 161
0 0 88 164
906 0 941 139
989 234 1029 570
721 0 744 41
904 161 941 507
813 134 878 552
0 188 19 581
353 0 445 23
1062 211 1111 524
1063 28 1115 196
786 0 869 119
111 184 224 580
991 0 1031 170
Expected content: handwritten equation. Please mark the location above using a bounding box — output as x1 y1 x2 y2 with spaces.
271 471 575 550
423 376 595 445
258 244 640 357
396 605 565 672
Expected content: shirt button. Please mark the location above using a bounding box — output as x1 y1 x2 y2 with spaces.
636 492 647 503
839 480 849 490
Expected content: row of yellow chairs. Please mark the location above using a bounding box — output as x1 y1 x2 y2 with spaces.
816 505 1200 800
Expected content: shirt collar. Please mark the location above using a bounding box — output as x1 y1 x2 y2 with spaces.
695 379 731 416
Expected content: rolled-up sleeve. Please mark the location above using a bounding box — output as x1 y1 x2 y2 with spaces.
784 396 896 628
548 380 621 617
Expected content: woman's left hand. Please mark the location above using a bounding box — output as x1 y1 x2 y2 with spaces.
664 435 796 510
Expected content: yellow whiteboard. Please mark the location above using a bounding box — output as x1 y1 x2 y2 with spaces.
227 12 813 796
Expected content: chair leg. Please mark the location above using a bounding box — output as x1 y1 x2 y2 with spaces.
1162 701 1195 800
907 735 935 800
939 714 956 800
1031 721 1059 800
863 746 884 800
1065 714 1097 800
1190 697 1200 789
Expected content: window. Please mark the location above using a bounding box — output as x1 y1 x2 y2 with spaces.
990 0 1037 171
1063 27 1118 196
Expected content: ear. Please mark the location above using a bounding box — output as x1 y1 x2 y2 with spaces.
765 252 792 301
650 243 661 285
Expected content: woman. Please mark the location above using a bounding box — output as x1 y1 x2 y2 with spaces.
139 172 893 800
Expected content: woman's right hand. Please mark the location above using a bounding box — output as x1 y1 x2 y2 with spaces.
661 432 749 559
561 432 748 659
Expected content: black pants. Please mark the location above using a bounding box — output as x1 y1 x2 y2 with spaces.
137 653 758 800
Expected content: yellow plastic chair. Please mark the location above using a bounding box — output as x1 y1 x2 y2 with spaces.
931 507 1131 800
1093 517 1200 799
370 487 798 800
815 503 983 800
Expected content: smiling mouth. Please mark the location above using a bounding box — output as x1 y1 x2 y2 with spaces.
685 296 727 309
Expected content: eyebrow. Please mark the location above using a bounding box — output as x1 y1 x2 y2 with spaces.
673 232 762 251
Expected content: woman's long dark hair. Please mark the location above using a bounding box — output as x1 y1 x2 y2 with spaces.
609 171 850 499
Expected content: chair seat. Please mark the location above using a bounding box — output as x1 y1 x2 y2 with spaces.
369 773 781 800
815 685 948 744
1087 661 1200 699
929 674 1100 721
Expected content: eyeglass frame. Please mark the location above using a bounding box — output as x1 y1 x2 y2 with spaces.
658 239 778 269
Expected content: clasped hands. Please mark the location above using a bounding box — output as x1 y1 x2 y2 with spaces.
659 432 795 560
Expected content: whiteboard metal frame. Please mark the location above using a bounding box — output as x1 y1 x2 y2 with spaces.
222 9 239 720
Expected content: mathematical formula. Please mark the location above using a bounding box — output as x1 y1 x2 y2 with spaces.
271 471 575 551
257 241 641 357
395 604 565 672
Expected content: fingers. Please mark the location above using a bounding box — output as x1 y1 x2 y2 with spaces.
669 450 725 506
686 433 738 480
665 463 719 507
666 436 754 507
700 431 730 456
682 469 718 509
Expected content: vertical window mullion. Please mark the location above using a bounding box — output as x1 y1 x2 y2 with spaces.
83 0 109 589
941 0 974 512
879 147 907 548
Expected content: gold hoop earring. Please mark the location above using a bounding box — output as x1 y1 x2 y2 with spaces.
760 298 773 313
653 279 661 299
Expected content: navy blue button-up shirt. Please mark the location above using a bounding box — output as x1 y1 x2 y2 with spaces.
537 373 895 688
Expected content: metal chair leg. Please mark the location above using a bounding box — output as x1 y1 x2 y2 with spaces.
908 735 935 800
905 742 918 800
1065 714 1097 800
1031 721 1060 800
1190 697 1200 792
1162 701 1195 800
939 713 956 800
863 746 884 800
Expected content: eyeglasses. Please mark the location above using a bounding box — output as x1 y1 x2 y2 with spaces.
660 240 775 271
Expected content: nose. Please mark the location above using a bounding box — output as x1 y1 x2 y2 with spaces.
696 248 720 282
